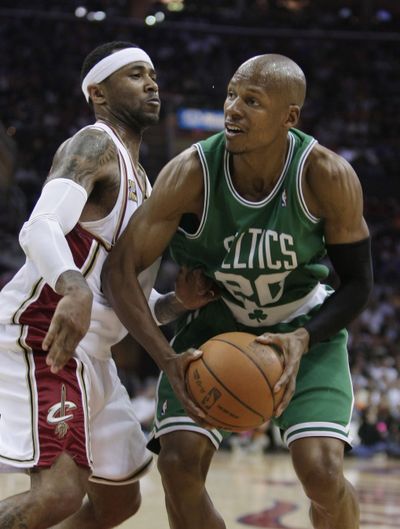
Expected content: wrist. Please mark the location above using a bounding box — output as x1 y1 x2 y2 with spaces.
294 327 311 353
155 347 179 372
55 270 92 298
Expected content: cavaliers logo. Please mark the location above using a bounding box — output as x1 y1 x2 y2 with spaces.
47 384 77 439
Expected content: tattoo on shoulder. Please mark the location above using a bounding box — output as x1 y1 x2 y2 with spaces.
49 129 117 188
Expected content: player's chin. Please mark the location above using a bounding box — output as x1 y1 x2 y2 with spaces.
144 111 160 125
225 135 245 154
138 113 160 129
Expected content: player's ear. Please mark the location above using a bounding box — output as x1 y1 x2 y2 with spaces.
285 105 300 128
88 84 106 105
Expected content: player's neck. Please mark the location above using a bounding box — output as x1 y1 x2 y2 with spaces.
231 138 289 199
96 117 142 166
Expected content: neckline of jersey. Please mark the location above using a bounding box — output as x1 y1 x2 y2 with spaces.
224 131 295 208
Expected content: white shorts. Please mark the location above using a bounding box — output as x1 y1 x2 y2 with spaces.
0 343 152 485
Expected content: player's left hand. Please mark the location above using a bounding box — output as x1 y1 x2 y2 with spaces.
175 266 220 310
255 328 310 417
43 281 93 373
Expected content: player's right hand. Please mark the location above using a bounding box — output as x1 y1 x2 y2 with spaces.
43 278 93 373
256 328 309 417
163 348 212 428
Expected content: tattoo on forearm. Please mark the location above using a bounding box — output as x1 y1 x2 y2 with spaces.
1 508 29 529
155 292 187 325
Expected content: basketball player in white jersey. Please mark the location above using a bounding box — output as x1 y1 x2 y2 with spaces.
0 41 214 529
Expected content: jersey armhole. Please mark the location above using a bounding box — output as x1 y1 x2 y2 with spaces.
295 139 320 224
177 143 210 240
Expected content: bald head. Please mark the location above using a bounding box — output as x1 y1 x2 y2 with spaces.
233 54 306 108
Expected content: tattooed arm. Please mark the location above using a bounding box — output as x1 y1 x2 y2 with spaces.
152 267 220 325
47 128 120 217
22 128 119 372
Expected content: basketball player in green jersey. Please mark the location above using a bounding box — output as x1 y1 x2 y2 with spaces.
102 54 373 529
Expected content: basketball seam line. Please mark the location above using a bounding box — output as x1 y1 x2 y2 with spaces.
200 354 266 422
211 338 278 410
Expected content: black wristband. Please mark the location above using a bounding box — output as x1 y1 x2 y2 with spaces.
304 237 373 347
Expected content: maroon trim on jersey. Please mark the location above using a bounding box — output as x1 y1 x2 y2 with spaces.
66 224 96 268
18 224 95 351
112 154 129 244
33 354 90 470
93 121 129 246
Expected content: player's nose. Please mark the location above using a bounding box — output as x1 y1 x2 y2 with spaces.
144 75 158 92
225 97 244 119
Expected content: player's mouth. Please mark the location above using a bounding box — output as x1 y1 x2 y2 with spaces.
225 123 244 137
145 97 160 107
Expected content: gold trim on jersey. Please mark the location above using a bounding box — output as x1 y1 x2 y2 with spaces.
137 162 150 199
81 240 101 278
73 358 93 466
112 153 129 244
12 279 45 325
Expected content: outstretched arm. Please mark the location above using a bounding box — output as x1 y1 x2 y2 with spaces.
102 148 209 422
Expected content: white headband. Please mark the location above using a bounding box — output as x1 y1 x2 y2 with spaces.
81 47 154 102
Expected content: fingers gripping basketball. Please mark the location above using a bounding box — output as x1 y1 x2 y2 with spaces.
185 332 285 432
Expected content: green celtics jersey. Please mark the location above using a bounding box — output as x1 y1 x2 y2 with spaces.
170 129 332 328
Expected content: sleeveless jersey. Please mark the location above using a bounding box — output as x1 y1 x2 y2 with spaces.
170 129 332 328
0 121 159 358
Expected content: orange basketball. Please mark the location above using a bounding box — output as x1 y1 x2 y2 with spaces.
185 331 285 432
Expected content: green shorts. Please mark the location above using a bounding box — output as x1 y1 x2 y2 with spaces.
147 300 354 453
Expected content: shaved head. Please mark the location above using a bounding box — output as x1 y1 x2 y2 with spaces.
233 54 306 108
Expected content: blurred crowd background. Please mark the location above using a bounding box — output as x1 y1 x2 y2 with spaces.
1 0 399 457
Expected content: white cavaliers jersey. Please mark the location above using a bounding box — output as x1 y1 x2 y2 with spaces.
0 121 159 359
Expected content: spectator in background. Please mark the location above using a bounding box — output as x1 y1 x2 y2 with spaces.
353 406 389 458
